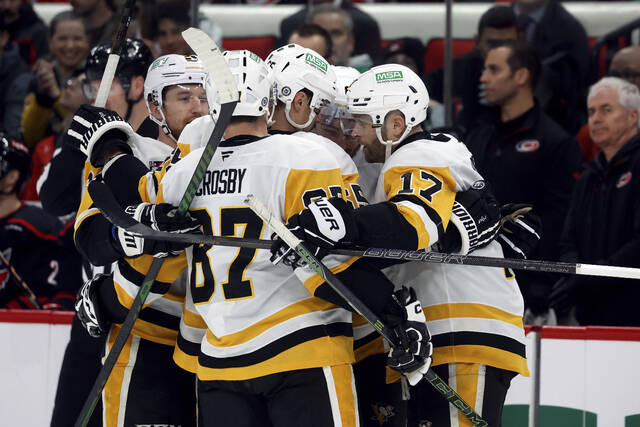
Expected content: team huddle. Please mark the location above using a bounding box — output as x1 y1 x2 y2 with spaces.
61 37 536 427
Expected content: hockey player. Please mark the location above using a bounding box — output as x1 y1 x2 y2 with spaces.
68 54 209 427
273 64 530 427
0 134 82 309
88 49 432 427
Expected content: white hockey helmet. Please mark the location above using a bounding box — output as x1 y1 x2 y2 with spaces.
265 44 337 129
318 65 360 135
144 54 209 141
222 49 275 118
347 63 428 148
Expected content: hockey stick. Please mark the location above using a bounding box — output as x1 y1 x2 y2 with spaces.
74 29 237 427
79 190 640 282
0 251 41 309
245 194 488 427
93 0 136 108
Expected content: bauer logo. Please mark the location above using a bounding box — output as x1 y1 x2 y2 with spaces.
305 53 328 73
376 71 403 82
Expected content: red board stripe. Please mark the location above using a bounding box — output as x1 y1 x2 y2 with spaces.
525 325 640 341
0 309 74 324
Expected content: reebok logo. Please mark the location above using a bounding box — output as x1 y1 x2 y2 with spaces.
305 53 328 73
375 71 403 82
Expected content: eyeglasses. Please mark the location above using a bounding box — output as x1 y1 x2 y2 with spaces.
65 76 97 101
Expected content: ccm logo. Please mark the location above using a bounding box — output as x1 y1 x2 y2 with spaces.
515 139 540 153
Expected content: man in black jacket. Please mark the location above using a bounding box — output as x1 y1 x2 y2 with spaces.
550 77 640 326
1 0 48 65
465 40 583 320
513 0 590 134
425 5 518 134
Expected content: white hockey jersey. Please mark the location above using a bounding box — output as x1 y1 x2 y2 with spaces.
368 132 528 376
75 133 184 345
151 133 357 381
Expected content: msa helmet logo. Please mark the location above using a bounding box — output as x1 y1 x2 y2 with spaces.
375 71 403 82
617 171 632 188
149 57 169 71
305 53 328 73
515 139 540 153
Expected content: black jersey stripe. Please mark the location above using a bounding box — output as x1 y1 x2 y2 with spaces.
177 332 202 357
117 259 173 295
390 194 445 237
431 331 526 358
354 330 380 350
138 306 180 331
198 322 353 369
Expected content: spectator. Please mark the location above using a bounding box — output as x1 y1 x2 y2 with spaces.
288 23 332 61
38 39 154 218
464 40 583 322
21 11 90 149
576 46 640 162
0 19 32 141
550 77 640 326
280 0 380 67
513 0 590 135
380 37 425 76
0 0 48 66
151 0 222 56
70 0 118 47
0 135 82 310
425 5 518 134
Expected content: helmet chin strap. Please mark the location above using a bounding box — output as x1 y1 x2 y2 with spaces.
285 102 316 130
149 107 178 143
375 124 413 161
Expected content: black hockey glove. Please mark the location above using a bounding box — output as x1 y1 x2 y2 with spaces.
270 197 358 268
384 287 433 375
436 181 501 254
75 274 111 338
64 104 135 166
497 203 542 259
113 203 202 258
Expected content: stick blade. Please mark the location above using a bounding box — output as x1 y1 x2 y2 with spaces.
182 27 239 105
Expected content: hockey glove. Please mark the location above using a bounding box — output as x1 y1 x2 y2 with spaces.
64 104 135 166
436 181 501 254
497 203 542 259
270 197 358 268
75 274 111 338
384 287 433 375
113 203 202 258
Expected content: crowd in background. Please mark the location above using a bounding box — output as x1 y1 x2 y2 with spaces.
1 0 640 326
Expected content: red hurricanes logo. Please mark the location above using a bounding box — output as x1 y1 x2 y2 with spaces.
0 248 12 290
617 171 632 188
515 139 540 153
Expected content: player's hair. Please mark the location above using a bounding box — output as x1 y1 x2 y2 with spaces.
588 77 640 127
477 5 517 36
156 0 191 31
306 4 353 34
290 24 333 60
492 39 541 89
49 11 87 38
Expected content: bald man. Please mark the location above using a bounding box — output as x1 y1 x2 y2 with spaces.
609 45 640 89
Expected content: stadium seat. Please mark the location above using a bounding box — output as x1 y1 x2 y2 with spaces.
222 36 275 60
423 38 475 73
